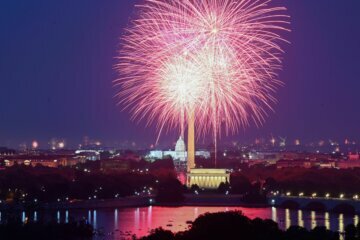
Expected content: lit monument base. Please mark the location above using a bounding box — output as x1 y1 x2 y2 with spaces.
186 168 230 189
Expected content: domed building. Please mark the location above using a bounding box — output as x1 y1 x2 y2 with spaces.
146 136 210 162
174 136 186 161
175 136 186 152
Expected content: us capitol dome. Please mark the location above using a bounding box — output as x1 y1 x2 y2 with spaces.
174 136 187 161
146 136 210 162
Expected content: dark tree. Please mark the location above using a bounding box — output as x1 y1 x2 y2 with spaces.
156 177 184 203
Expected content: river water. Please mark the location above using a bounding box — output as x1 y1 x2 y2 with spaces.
2 206 358 239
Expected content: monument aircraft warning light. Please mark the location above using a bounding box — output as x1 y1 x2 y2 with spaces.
115 0 289 188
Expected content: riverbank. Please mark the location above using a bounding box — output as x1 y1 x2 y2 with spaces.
3 194 359 214
0 194 268 210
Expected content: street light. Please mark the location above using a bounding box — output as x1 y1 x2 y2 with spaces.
312 193 317 198
286 192 291 196
325 193 330 198
339 194 344 199
299 192 304 197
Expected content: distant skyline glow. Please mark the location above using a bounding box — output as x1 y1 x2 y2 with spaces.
1 0 360 148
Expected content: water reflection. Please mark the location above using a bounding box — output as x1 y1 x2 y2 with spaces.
339 214 344 233
271 207 277 222
147 206 152 228
21 211 26 223
93 210 97 229
87 210 91 224
65 210 69 223
134 208 140 230
311 211 316 229
325 212 330 230
354 215 359 226
114 209 118 229
298 210 304 227
285 209 291 229
2 207 360 239
57 211 60 223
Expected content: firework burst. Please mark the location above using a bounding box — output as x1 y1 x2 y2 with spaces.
115 0 289 140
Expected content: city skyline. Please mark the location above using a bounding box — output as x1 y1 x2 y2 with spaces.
1 1 360 239
1 0 360 148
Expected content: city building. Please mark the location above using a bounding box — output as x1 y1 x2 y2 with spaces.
336 160 360 169
2 155 83 168
248 151 281 163
146 136 210 161
187 168 230 189
276 159 312 169
349 153 360 161
100 159 130 173
75 150 101 161
0 147 15 156
276 158 337 169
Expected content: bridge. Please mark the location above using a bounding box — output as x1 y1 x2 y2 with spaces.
269 195 360 213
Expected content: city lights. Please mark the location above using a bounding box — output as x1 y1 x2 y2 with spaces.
0 0 359 238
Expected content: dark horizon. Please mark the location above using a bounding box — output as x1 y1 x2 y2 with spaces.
1 0 360 149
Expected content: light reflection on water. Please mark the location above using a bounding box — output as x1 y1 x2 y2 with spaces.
65 210 69 223
88 210 92 224
5 207 360 239
57 210 60 223
285 209 291 229
114 209 118 229
339 213 344 233
355 215 359 226
311 211 316 229
298 209 304 227
21 211 26 223
271 207 277 222
93 210 97 229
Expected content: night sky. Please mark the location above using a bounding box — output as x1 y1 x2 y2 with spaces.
1 0 360 149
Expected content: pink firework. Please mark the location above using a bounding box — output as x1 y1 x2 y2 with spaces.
115 0 289 139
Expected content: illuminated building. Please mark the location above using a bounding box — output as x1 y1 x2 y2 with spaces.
174 136 187 161
146 136 210 161
187 168 230 189
185 112 230 189
75 150 101 161
337 160 360 169
0 147 15 156
349 153 360 161
3 155 83 168
248 151 281 164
